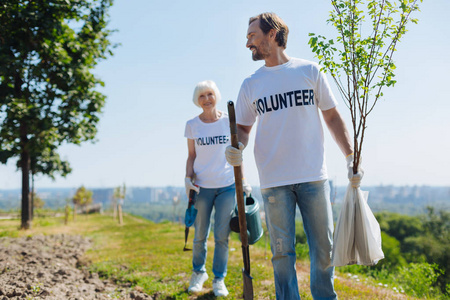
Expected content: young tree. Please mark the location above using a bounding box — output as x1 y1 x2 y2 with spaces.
72 185 93 221
309 0 421 172
113 183 126 225
32 192 45 209
309 0 422 267
0 0 116 229
65 198 71 225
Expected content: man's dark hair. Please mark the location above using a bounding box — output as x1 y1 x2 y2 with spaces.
249 12 289 49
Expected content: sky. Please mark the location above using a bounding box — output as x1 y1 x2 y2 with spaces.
1 0 449 190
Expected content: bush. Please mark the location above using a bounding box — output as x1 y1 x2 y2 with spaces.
374 232 406 269
396 263 443 298
295 242 309 260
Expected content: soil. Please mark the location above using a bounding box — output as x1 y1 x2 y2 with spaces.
0 233 412 300
0 234 153 300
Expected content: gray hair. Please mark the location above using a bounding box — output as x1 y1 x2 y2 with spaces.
192 80 221 107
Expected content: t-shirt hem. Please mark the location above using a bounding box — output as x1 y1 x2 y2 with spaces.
320 103 338 111
259 175 328 189
197 180 235 189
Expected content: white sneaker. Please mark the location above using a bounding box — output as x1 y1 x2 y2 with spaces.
188 272 208 293
213 278 229 297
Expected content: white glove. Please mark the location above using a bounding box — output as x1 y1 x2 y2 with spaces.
346 154 364 186
185 177 200 197
242 178 252 196
225 142 245 167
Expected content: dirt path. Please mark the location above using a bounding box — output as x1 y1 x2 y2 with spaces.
0 234 152 300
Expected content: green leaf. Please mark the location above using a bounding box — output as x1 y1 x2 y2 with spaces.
0 0 116 187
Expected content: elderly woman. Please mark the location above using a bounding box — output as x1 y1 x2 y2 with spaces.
184 80 251 297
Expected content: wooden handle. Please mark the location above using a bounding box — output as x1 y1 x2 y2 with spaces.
227 101 250 250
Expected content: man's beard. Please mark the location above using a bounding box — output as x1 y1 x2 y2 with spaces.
251 40 270 61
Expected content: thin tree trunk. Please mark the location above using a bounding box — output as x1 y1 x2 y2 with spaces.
118 204 123 225
17 72 31 230
31 173 34 220
20 122 31 230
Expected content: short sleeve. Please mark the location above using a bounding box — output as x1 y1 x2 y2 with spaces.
184 121 193 139
236 80 257 126
315 64 338 111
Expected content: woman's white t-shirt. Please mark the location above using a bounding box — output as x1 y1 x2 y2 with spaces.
236 58 338 189
184 112 234 188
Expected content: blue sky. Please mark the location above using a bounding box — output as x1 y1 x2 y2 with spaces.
1 0 449 189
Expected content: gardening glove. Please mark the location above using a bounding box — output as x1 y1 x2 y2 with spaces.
225 142 245 167
242 178 252 196
185 177 200 198
346 153 364 187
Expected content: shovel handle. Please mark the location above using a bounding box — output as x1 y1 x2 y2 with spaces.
228 101 253 298
228 102 250 251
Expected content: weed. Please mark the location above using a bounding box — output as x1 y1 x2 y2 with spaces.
31 283 41 296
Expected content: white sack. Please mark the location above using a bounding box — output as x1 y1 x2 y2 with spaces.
331 183 384 266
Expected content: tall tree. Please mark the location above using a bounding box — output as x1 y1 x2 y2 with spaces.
0 0 116 229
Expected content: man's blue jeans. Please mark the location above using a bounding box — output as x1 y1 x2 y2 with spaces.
192 183 236 279
261 180 337 300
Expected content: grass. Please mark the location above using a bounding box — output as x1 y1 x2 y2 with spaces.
0 213 420 299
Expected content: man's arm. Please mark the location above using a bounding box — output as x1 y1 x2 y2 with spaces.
322 107 353 156
237 124 253 147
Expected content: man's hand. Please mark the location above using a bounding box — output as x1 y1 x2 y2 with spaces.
225 142 245 167
185 177 200 197
346 154 364 186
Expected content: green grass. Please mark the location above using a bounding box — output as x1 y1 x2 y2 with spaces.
0 213 421 299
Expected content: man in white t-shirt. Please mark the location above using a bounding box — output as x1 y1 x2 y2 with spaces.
225 12 360 300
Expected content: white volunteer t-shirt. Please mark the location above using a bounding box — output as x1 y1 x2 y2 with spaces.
184 112 234 188
236 58 338 189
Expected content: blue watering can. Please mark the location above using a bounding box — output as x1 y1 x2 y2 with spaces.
229 194 264 245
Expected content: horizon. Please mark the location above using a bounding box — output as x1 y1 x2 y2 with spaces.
1 183 449 191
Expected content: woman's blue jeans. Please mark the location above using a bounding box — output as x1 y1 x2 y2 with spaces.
261 180 337 300
192 183 236 279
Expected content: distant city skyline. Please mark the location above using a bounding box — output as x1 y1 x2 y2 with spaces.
1 0 449 189
1 185 448 217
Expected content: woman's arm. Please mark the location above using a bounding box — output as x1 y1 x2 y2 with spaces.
185 138 196 178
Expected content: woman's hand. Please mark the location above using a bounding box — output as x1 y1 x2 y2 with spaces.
185 177 200 197
242 178 252 196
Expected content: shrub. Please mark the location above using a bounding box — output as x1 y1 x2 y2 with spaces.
396 262 443 298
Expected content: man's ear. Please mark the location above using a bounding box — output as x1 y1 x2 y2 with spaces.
269 29 277 40
267 29 277 42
